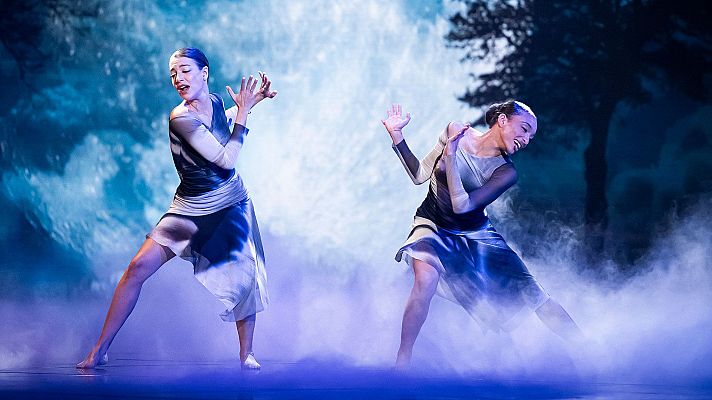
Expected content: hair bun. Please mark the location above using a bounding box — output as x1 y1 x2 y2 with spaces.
483 100 535 127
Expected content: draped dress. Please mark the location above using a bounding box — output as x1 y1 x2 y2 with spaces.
148 93 268 322
392 127 549 332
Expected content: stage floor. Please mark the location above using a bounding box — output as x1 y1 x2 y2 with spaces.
1 357 710 399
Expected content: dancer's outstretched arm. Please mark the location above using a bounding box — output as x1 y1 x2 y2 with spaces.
382 104 446 185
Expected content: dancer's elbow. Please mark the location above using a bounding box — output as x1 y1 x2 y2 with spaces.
410 177 427 185
213 154 236 170
447 121 466 138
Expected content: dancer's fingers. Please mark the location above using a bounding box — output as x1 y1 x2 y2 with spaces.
258 72 268 91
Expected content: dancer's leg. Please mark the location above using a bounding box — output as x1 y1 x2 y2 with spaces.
77 238 175 369
236 314 260 369
535 298 584 342
395 259 440 368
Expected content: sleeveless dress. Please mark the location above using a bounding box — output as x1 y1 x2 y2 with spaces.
147 93 268 322
392 127 549 332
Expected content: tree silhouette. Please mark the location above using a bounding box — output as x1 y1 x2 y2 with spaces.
447 0 712 258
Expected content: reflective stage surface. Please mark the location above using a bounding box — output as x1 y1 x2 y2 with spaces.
1 357 710 399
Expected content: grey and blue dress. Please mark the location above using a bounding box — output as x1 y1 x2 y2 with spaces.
393 127 549 332
148 93 268 322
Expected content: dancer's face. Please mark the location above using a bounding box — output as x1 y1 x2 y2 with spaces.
498 112 537 155
169 56 208 101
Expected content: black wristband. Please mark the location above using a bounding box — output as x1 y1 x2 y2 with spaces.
234 123 249 136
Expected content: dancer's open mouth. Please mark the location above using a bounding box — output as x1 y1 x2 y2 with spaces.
513 139 522 151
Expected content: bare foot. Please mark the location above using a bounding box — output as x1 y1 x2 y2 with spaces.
394 350 411 371
76 351 108 369
394 358 410 371
240 353 261 370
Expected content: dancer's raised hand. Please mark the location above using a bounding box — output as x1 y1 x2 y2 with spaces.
226 75 262 114
444 124 469 156
381 103 411 143
255 71 278 102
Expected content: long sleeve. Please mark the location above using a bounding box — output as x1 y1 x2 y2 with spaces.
169 116 248 170
391 128 448 185
225 105 239 128
443 153 518 214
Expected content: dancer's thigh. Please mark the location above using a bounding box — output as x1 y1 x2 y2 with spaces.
124 238 176 284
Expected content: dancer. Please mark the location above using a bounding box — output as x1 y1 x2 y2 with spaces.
77 48 276 370
382 101 583 368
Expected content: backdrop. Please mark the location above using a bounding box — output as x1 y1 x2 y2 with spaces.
1 0 711 382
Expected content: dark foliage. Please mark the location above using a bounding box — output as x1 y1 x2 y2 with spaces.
447 0 712 257
0 0 99 83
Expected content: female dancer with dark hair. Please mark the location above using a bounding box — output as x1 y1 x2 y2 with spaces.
382 101 583 368
77 48 277 370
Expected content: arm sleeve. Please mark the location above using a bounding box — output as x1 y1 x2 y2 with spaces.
169 116 249 170
443 154 518 214
225 106 239 128
391 127 448 185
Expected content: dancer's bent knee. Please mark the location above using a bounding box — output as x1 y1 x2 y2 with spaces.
122 243 169 285
122 259 153 286
412 260 440 298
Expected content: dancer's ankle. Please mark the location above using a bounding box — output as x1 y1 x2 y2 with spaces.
395 350 412 368
240 350 253 362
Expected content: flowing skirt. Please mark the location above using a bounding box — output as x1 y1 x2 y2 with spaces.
147 197 268 322
396 216 549 332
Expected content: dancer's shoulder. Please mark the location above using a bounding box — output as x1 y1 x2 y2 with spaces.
169 102 190 121
168 104 203 136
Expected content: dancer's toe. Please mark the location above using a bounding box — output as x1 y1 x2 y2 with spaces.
241 353 261 370
76 357 96 369
76 351 106 369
